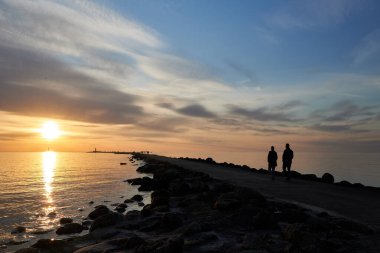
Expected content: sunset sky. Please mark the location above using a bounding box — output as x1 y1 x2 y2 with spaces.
1 0 380 154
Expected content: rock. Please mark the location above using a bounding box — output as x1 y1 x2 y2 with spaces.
89 201 94 204
15 248 39 253
335 180 352 187
138 202 145 207
235 187 266 206
137 164 158 174
56 223 84 235
183 221 204 235
321 173 334 183
205 157 216 163
276 208 310 224
11 226 26 234
138 177 157 191
353 183 364 188
30 229 53 234
214 192 242 210
108 235 145 249
151 190 170 208
289 171 302 178
82 220 92 227
335 218 374 235
141 205 154 217
88 205 110 220
131 194 143 202
252 211 278 229
283 223 316 248
188 180 209 192
161 212 183 231
32 239 66 249
138 217 161 232
126 210 141 220
90 212 125 232
136 236 184 253
126 236 146 249
212 182 235 194
115 205 126 213
59 217 73 225
47 212 57 218
300 174 318 181
169 179 190 196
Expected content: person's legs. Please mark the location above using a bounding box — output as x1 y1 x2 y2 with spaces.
286 162 292 180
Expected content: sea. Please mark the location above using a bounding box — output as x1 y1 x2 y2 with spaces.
0 152 149 253
0 151 379 252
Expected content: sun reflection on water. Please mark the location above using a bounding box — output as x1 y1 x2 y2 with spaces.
42 151 56 215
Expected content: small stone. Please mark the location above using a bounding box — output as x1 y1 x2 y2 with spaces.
131 194 143 202
59 217 73 225
56 223 84 235
11 226 26 234
47 212 57 218
321 173 334 183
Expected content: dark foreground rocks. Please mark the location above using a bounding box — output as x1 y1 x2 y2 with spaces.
15 155 379 253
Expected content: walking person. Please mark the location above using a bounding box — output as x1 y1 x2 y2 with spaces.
282 143 294 181
267 146 277 180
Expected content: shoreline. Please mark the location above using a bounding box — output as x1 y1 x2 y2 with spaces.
13 153 380 252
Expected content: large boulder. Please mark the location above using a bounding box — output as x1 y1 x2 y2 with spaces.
252 211 278 229
138 177 157 191
214 192 242 211
135 236 184 253
300 174 318 181
56 223 84 235
321 173 334 183
131 194 143 202
150 190 170 208
169 179 190 196
161 213 183 231
59 217 73 225
32 239 66 249
88 205 110 220
89 212 125 232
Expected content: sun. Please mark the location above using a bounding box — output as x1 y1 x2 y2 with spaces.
41 121 61 140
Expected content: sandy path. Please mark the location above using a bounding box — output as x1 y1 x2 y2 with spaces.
151 155 380 229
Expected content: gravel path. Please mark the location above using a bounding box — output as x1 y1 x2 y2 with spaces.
151 155 380 230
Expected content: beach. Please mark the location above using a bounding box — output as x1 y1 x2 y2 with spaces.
12 153 380 253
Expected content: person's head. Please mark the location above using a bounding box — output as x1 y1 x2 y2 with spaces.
271 146 275 151
286 143 290 149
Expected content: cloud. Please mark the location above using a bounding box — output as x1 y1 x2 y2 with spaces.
0 45 144 124
253 26 280 45
177 104 217 118
351 29 380 65
225 60 259 87
227 103 299 122
310 100 375 122
158 103 217 118
266 0 364 30
0 131 36 141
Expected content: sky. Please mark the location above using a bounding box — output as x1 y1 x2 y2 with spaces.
0 0 380 155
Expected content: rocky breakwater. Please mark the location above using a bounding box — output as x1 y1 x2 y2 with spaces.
16 156 378 253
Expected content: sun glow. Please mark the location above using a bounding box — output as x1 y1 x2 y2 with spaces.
42 151 56 216
41 121 61 140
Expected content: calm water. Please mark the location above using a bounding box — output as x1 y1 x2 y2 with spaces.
163 151 380 187
0 152 148 252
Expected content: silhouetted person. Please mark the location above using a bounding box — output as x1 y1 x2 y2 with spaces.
267 146 278 180
282 143 294 180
